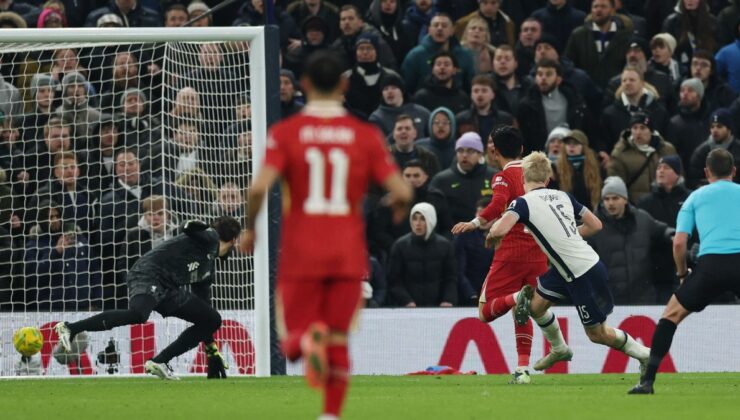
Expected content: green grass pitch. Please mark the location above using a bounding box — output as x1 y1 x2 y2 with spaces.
1 373 738 419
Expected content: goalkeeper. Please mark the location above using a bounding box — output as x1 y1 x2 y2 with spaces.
55 216 241 380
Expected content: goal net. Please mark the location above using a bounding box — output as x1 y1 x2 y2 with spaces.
0 27 272 377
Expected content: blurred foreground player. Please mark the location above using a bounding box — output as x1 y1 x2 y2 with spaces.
242 51 412 420
629 149 740 394
55 216 241 379
451 126 548 384
488 152 650 376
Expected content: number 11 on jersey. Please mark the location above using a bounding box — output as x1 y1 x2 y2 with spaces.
304 147 350 215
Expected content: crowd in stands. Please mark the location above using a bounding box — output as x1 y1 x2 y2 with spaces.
1 0 740 311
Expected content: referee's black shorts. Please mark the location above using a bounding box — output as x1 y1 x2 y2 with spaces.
675 253 740 312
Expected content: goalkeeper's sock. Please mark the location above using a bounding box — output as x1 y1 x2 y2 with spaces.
481 295 516 322
534 310 567 353
67 309 142 336
514 318 533 367
614 328 650 360
324 343 349 417
643 318 677 382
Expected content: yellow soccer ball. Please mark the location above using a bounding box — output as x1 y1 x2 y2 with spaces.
13 327 44 357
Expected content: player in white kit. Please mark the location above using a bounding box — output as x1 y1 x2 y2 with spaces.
486 152 651 373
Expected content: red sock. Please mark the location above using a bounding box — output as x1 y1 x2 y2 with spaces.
514 319 533 367
482 294 516 322
281 332 302 362
323 344 349 417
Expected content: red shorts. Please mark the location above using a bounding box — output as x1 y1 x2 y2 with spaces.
276 274 363 339
479 261 548 304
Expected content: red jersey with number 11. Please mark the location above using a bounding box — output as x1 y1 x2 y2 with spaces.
264 101 399 279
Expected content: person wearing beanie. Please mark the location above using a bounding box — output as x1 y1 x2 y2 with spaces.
187 1 211 27
689 49 738 114
37 7 65 28
545 126 570 163
97 13 123 28
55 71 101 142
283 15 332 78
369 72 430 138
119 87 160 148
451 125 548 385
553 129 603 210
416 107 458 169
609 111 678 203
562 0 632 88
590 174 674 305
343 33 400 117
688 107 740 188
649 33 681 82
530 0 587 53
364 0 414 66
430 130 495 224
388 201 457 307
666 77 712 168
20 73 55 142
714 16 740 94
330 5 396 72
279 69 304 119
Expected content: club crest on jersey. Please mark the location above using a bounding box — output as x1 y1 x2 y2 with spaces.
187 262 200 272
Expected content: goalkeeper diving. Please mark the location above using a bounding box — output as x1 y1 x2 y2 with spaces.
55 216 241 379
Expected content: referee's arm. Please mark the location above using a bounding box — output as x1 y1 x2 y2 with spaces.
673 232 690 281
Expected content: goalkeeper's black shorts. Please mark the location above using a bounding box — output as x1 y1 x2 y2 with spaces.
127 274 190 315
674 253 740 312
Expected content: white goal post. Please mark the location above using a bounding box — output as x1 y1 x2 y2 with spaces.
0 27 276 378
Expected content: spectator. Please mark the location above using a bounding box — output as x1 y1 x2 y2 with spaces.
279 69 304 119
186 1 210 27
459 16 497 74
84 113 120 192
34 151 98 234
163 3 187 27
0 10 28 29
174 167 217 221
530 0 587 53
514 17 542 78
662 0 718 67
0 111 26 194
344 34 399 117
85 0 161 28
99 51 143 115
117 87 160 151
287 0 340 44
416 106 457 168
0 66 23 123
430 132 496 223
600 66 670 154
401 13 475 94
49 48 86 84
364 0 414 66
37 6 65 28
412 51 471 114
24 207 101 311
714 19 740 94
157 118 204 182
517 60 587 155
456 74 514 141
403 159 452 235
666 78 712 167
615 0 647 38
491 45 533 116
608 112 678 203
688 50 737 114
96 12 124 27
363 255 387 307
649 33 682 82
603 37 675 110
118 195 177 273
564 0 632 88
369 72 430 137
389 114 440 176
554 129 603 210
210 182 245 224
455 0 515 47
20 74 55 142
25 117 72 191
688 108 740 187
283 15 332 78
388 202 457 307
55 71 100 145
402 0 435 43
545 126 569 163
454 197 494 307
0 2 39 28
589 176 674 304
234 0 300 52
331 5 396 71
169 86 201 125
717 0 740 46
637 155 690 303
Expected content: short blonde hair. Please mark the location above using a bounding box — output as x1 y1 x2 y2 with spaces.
522 151 552 183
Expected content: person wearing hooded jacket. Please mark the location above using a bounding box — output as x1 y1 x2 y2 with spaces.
688 108 740 188
0 69 23 122
388 202 457 307
330 5 397 71
20 73 55 143
284 15 332 79
368 72 430 137
416 106 457 168
343 34 400 117
54 71 101 144
365 0 414 66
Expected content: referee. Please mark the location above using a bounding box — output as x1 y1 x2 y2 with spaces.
629 149 740 394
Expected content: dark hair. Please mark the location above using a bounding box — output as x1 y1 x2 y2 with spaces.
212 215 241 242
431 12 453 23
706 148 734 178
114 147 138 161
340 4 362 18
472 74 496 92
536 59 562 76
692 49 715 72
403 159 426 171
304 50 343 93
431 50 458 68
394 113 414 124
678 0 716 52
490 125 523 159
165 4 187 16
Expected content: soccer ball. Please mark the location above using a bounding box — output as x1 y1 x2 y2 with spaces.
13 327 44 357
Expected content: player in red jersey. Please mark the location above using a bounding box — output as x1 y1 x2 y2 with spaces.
242 51 412 420
452 126 548 384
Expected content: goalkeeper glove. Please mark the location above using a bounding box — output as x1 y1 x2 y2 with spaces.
205 342 228 379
